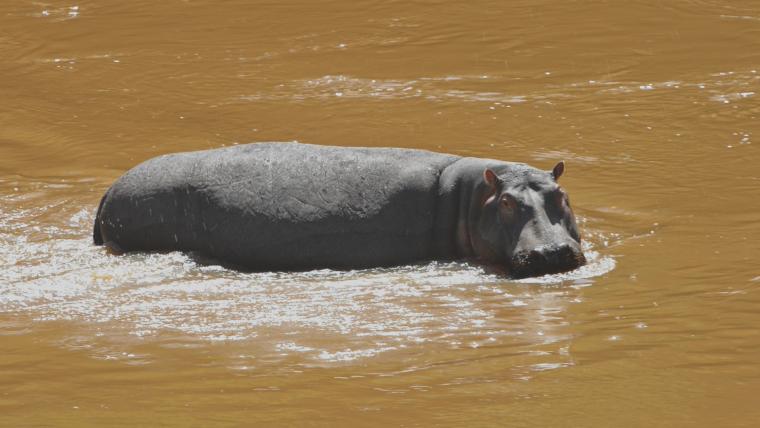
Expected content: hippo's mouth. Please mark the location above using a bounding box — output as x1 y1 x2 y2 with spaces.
508 246 587 279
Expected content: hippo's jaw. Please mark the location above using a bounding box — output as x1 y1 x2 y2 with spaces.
508 243 586 279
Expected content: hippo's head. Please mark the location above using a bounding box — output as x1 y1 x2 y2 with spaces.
473 161 585 278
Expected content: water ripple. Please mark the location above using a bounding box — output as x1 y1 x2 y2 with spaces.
1 190 614 364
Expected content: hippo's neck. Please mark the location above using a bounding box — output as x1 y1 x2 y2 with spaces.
434 157 513 261
434 158 480 259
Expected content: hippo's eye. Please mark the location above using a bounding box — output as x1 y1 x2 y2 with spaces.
500 194 518 212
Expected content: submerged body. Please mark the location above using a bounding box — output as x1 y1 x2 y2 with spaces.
94 142 585 277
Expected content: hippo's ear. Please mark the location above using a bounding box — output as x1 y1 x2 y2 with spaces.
552 161 565 181
483 169 500 189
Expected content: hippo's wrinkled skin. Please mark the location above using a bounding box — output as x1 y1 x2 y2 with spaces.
94 142 585 277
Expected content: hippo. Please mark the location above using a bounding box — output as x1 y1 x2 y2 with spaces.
93 142 585 278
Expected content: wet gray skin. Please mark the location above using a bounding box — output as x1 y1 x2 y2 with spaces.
94 143 585 278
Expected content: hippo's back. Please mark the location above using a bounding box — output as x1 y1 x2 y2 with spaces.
97 142 460 270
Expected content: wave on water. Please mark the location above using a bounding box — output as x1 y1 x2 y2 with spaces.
234 69 760 111
238 74 529 104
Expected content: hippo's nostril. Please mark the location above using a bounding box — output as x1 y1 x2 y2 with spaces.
529 249 545 263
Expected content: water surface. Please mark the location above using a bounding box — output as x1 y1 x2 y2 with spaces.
1 0 759 426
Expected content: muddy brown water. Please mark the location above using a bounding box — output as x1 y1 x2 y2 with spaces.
1 1 759 426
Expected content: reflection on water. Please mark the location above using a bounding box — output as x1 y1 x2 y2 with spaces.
0 190 614 365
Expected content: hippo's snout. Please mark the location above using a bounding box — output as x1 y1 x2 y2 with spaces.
509 243 586 279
